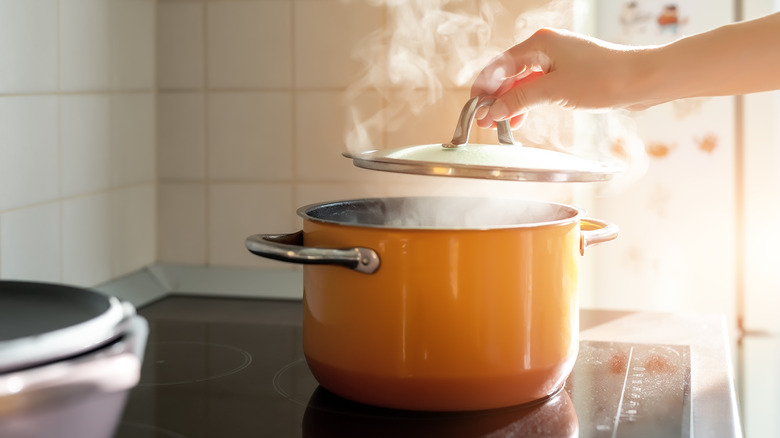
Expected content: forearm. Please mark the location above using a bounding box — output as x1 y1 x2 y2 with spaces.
640 12 780 102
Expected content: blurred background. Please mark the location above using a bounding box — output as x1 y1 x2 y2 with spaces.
0 0 778 435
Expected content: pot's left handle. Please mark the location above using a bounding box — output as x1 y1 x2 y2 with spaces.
580 219 619 256
245 231 380 274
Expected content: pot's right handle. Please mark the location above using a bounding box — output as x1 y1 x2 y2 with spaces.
245 231 380 274
580 218 619 256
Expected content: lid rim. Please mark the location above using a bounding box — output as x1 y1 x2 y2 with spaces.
348 152 619 183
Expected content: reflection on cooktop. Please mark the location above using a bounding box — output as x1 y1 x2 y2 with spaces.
115 421 190 438
138 342 252 386
115 296 691 438
303 385 577 438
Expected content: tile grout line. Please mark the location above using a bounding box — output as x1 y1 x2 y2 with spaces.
380 2 389 155
57 0 64 283
0 89 157 98
153 85 471 94
107 26 116 280
202 0 211 266
153 0 160 266
290 0 298 219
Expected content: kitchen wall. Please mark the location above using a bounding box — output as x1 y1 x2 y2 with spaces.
0 0 156 287
155 0 581 270
0 0 580 287
590 1 738 318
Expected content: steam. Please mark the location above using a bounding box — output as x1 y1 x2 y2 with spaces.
345 0 515 153
332 196 576 229
385 196 574 228
344 0 647 194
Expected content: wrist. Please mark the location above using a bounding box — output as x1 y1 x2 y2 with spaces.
624 45 676 108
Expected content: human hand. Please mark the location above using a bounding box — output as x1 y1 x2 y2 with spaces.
471 28 661 129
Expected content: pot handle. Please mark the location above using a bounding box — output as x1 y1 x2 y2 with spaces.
245 231 380 274
580 218 619 256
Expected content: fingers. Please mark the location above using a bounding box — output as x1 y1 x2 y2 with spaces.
475 112 528 130
471 28 565 130
471 28 560 96
509 113 528 130
476 70 548 128
471 53 527 97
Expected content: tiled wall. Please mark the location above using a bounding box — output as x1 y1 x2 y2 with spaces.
0 0 573 286
157 0 575 269
0 0 156 286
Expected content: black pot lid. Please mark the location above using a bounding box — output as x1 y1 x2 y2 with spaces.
344 96 622 183
0 281 134 373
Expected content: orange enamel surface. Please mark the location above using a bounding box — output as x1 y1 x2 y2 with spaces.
306 355 575 411
301 219 581 411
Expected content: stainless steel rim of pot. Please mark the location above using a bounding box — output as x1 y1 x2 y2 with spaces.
245 197 619 274
295 196 583 230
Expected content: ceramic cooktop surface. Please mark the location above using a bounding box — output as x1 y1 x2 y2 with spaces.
113 296 691 438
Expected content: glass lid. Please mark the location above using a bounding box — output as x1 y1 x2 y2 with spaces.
344 96 622 183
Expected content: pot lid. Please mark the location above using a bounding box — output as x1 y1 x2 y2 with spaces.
344 96 622 183
0 281 135 374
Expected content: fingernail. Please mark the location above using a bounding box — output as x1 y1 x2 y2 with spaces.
489 100 509 121
475 107 488 120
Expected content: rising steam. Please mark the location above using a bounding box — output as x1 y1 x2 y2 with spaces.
345 0 574 151
346 0 502 154
344 0 647 195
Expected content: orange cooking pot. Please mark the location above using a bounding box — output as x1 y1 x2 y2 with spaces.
246 196 617 411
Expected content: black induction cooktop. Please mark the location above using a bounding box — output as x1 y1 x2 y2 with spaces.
113 296 691 438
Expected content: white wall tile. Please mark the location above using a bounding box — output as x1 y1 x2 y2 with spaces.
157 2 205 89
0 0 58 93
111 93 156 187
158 93 206 180
0 96 59 211
207 92 292 180
112 184 156 278
206 1 292 89
60 95 111 197
62 194 112 287
295 90 384 182
158 182 206 264
0 0 160 286
208 182 294 268
111 0 156 90
0 203 61 282
294 0 383 88
60 0 111 91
